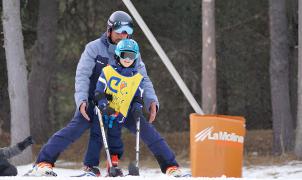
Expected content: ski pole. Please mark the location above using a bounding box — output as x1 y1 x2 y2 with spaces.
128 116 140 176
96 107 117 177
135 117 140 168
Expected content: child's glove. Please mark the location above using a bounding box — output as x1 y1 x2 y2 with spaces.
17 136 34 151
98 99 115 116
94 91 112 105
131 102 143 120
115 113 125 123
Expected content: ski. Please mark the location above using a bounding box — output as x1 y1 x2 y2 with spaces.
164 173 192 178
70 172 98 177
179 173 192 177
23 167 57 177
23 171 57 177
71 171 124 177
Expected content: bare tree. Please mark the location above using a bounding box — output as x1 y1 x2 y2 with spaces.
269 0 294 154
2 0 32 164
202 0 217 114
28 0 58 142
295 0 302 158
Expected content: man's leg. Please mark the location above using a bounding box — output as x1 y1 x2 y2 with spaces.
83 112 103 167
124 114 178 173
36 110 91 165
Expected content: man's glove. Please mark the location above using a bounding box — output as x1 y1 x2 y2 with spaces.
17 136 34 151
132 102 143 120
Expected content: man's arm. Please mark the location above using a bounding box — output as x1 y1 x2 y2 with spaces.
136 59 159 112
136 58 159 122
74 41 98 110
74 40 102 121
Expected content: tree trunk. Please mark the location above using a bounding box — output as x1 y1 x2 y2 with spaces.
269 0 294 154
2 0 32 164
28 0 58 143
295 0 302 158
202 0 217 114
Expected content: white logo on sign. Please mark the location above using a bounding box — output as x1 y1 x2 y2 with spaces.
194 126 244 143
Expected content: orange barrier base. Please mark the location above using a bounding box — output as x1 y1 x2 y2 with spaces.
190 113 246 177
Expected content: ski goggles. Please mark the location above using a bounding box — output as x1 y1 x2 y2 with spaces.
112 21 134 35
119 51 137 60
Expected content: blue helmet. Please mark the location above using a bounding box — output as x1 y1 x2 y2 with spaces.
115 39 140 60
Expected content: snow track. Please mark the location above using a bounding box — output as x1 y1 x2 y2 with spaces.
1 161 302 179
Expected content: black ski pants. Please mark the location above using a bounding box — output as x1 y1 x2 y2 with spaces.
0 159 17 176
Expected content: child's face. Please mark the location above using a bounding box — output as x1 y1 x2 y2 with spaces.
120 58 134 67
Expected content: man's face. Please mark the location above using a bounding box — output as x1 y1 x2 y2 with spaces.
110 31 129 44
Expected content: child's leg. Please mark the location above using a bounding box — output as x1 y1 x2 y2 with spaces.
107 121 123 158
83 115 124 167
124 114 179 173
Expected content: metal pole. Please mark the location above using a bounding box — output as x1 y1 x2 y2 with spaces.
122 0 204 115
96 107 113 167
135 117 140 167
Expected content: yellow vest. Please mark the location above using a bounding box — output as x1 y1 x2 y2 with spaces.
103 66 143 117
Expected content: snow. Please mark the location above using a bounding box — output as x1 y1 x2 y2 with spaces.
1 161 302 180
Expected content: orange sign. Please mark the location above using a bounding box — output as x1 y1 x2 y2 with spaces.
190 114 246 177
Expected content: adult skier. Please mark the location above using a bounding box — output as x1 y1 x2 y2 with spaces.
29 11 180 177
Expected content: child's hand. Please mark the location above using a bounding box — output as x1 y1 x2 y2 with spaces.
132 102 143 120
133 107 143 120
98 100 115 115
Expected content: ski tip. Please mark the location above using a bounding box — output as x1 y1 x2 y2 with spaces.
181 173 192 177
70 172 97 177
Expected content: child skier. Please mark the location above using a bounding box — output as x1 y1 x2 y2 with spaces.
94 38 182 177
0 136 34 176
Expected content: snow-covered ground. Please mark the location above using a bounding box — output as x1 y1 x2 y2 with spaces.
1 161 302 179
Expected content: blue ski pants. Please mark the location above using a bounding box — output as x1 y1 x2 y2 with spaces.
36 105 178 173
35 109 92 165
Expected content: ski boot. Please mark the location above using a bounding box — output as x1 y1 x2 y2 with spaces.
25 162 57 176
166 166 182 177
82 166 101 177
106 154 123 177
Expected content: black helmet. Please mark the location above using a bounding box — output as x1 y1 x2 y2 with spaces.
107 11 134 35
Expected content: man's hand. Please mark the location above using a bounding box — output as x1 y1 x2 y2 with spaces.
80 101 90 121
148 101 157 123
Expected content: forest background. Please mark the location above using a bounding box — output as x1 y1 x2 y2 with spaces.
0 0 299 165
